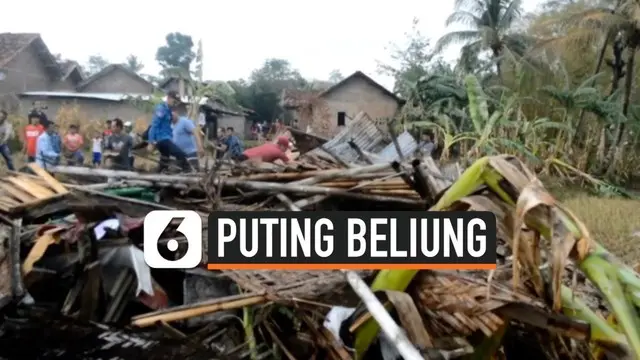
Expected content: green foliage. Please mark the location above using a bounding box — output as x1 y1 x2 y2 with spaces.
124 55 144 74
435 0 532 76
230 58 308 122
155 32 196 72
378 18 438 99
328 69 344 83
85 54 109 76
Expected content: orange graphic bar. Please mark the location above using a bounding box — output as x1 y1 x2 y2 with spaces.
207 263 497 270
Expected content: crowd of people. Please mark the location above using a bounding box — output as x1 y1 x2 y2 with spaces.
0 91 295 174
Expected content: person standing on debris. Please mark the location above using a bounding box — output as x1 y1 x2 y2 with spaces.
24 111 44 163
0 111 14 171
418 132 435 157
241 135 291 164
105 118 133 170
63 124 85 165
171 110 204 172
147 91 189 172
35 120 60 169
91 132 103 167
220 127 245 161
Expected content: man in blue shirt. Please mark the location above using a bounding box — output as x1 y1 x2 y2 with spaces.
147 91 189 172
221 127 244 161
171 110 204 171
35 120 60 169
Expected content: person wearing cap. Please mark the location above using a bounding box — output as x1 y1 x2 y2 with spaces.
147 91 189 172
241 135 291 164
35 120 60 169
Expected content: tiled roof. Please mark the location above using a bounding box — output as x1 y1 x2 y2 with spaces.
0 33 40 67
59 60 84 81
280 89 321 108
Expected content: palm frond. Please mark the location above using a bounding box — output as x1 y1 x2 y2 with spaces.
435 31 482 53
498 0 524 29
446 11 484 27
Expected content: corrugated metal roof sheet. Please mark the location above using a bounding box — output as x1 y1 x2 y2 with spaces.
19 91 152 102
374 131 418 163
308 112 388 163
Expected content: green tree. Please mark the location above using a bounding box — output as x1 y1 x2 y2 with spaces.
239 59 307 122
435 0 530 77
155 32 196 73
85 54 109 76
378 18 433 98
541 0 640 172
328 69 344 83
124 54 144 73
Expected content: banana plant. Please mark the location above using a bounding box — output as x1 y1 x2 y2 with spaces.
352 155 640 359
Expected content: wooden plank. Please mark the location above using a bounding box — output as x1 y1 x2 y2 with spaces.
17 176 58 198
27 164 68 194
6 177 55 199
0 183 35 203
8 192 69 215
0 200 14 213
0 192 20 206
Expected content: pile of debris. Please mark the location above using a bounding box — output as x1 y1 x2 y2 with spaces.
0 113 635 360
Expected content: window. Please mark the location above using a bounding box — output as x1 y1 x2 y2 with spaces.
337 112 346 126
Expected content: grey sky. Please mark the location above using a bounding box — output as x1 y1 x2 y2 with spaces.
4 0 540 90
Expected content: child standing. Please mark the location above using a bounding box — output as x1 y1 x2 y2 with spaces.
63 125 84 165
92 133 103 167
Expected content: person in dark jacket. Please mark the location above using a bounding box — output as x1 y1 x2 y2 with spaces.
147 91 189 172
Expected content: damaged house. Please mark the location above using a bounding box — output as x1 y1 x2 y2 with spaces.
281 71 405 138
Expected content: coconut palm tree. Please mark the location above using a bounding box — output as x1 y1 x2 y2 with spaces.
547 0 640 173
435 0 531 77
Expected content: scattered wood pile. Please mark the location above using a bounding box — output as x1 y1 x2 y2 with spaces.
0 114 636 360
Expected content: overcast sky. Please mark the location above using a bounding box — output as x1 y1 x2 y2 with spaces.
4 0 541 90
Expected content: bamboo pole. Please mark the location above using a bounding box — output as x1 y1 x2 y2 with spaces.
49 166 201 184
239 171 397 182
342 270 423 360
232 180 422 205
10 218 24 299
292 163 392 186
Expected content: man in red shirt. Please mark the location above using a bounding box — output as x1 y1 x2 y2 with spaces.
241 136 290 163
24 111 44 162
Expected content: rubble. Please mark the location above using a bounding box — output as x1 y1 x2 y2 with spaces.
0 112 632 360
